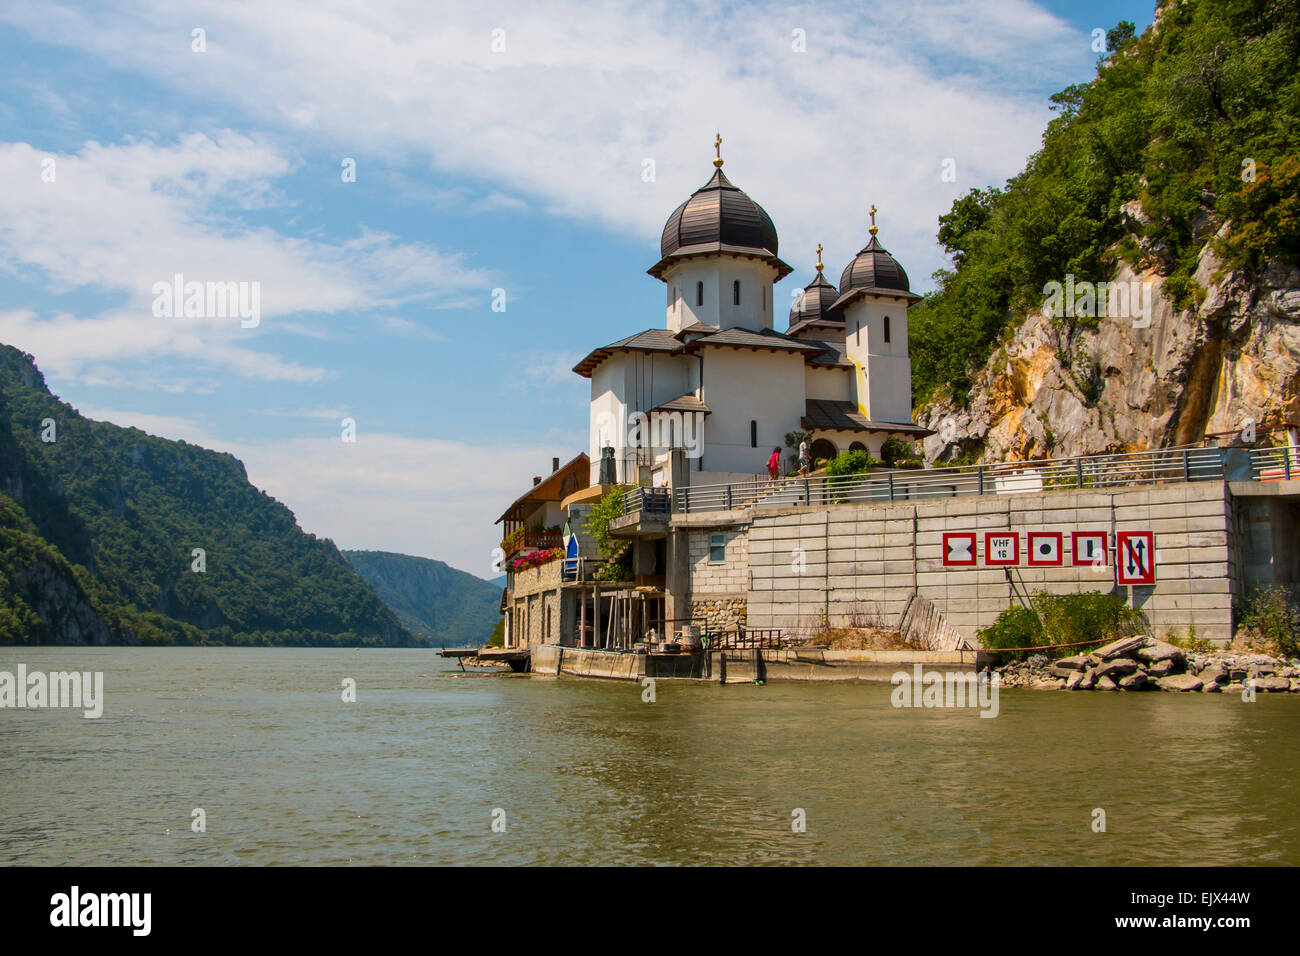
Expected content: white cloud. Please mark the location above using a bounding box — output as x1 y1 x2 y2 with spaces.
0 134 493 380
0 0 1090 286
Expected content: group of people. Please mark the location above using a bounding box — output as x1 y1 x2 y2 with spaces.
767 438 811 483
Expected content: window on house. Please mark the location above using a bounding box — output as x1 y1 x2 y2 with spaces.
733 280 740 305
696 281 704 307
856 320 861 346
884 315 891 343
750 419 757 448
709 533 726 564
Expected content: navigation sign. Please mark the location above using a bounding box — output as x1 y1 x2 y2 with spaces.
984 532 1019 566
1026 531 1063 566
1116 530 1156 585
1071 531 1108 567
942 532 977 566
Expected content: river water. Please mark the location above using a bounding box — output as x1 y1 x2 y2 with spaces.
1 647 1297 866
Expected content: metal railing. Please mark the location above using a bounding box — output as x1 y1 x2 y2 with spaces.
1249 445 1300 479
674 445 1234 513
702 625 784 650
622 485 671 518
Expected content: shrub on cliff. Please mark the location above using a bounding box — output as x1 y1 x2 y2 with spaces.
1236 586 1300 658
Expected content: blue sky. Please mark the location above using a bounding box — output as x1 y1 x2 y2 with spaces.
0 0 1154 576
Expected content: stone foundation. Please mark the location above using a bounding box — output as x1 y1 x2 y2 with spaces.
691 596 747 631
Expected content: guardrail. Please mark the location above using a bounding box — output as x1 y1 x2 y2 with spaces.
1249 446 1300 479
622 485 671 518
674 445 1238 513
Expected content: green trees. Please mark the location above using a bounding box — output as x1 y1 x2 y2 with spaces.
911 0 1300 407
0 345 420 647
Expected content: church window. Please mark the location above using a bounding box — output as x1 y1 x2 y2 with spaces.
733 280 740 305
750 419 757 448
884 315 891 343
762 286 767 310
709 533 726 564
696 281 704 307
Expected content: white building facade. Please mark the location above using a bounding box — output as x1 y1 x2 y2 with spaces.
574 154 930 486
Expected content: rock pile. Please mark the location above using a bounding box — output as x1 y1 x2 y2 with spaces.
993 636 1300 693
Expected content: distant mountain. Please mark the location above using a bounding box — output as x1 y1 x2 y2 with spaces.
0 344 419 647
343 550 502 647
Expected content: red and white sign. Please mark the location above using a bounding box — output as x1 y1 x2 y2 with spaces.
1071 531 1108 567
984 532 1019 566
942 532 977 566
1027 531 1063 566
1116 531 1157 585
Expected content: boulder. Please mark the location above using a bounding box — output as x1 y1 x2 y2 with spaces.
1078 669 1097 690
1157 674 1203 692
1221 683 1247 695
1064 671 1084 691
1251 677 1291 692
1055 655 1091 671
1095 658 1140 679
1118 672 1149 690
1291 679 1300 692
1095 675 1118 692
1136 640 1185 665
1090 635 1150 662
1032 678 1064 691
1197 662 1229 684
1147 659 1178 678
1247 663 1277 678
1201 681 1222 693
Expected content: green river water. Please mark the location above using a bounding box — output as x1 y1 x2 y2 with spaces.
1 647 1297 865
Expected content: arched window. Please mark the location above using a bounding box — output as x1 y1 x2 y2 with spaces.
696 281 704 307
733 280 741 305
884 315 891 343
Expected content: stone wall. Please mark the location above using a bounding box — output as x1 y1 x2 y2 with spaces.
690 597 747 631
744 480 1246 644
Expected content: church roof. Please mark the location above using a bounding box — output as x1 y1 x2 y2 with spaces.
688 326 826 354
788 269 842 333
572 328 683 377
650 393 711 415
831 234 921 310
802 399 933 435
648 167 792 281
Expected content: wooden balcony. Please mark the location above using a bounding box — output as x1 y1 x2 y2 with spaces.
504 527 563 558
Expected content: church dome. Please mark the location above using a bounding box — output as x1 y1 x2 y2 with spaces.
837 234 911 296
659 167 779 260
788 266 840 331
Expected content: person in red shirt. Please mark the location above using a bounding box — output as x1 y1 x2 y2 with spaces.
767 447 781 483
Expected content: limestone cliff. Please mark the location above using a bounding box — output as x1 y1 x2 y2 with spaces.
919 222 1300 463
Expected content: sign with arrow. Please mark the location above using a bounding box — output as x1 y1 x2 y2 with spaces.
1115 530 1156 585
942 532 977 566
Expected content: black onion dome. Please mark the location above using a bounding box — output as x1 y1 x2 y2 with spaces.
788 270 841 330
837 235 910 295
660 168 779 259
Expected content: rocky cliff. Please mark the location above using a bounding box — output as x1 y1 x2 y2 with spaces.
920 213 1300 463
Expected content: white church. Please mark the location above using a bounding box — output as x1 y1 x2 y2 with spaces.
574 140 930 486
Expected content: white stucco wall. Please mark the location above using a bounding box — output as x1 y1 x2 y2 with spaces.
804 365 853 402
842 295 914 423
663 256 778 332
696 347 807 474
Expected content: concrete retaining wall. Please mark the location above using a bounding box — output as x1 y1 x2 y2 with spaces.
745 481 1243 644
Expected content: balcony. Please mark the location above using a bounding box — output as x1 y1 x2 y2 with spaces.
503 527 563 558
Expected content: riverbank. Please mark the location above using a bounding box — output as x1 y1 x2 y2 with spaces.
994 635 1300 693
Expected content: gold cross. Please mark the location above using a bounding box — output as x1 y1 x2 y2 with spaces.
816 243 823 272
713 132 723 167
869 204 878 235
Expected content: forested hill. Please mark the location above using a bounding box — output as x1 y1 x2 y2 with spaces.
911 0 1299 454
342 551 502 647
0 344 419 647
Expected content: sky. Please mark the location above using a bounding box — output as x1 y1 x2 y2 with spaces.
0 0 1156 579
